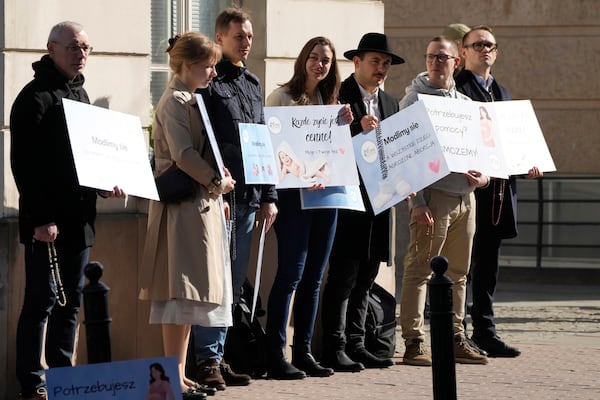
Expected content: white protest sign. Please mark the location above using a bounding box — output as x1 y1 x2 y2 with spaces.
63 99 159 200
264 105 360 189
46 356 181 400
251 220 266 321
418 94 509 178
492 100 556 175
352 100 450 215
196 94 226 178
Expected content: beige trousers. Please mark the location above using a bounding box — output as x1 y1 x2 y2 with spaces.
400 188 476 343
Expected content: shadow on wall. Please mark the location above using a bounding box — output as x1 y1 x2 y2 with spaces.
93 96 111 109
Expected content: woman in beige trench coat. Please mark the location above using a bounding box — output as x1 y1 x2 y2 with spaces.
139 32 235 398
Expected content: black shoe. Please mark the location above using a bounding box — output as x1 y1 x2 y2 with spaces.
347 348 394 368
472 335 521 358
220 361 252 386
267 348 306 380
465 335 488 357
20 387 47 400
322 350 365 372
292 345 334 377
191 383 217 396
182 387 207 400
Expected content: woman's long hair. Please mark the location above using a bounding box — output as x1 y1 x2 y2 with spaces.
282 36 340 105
149 362 170 383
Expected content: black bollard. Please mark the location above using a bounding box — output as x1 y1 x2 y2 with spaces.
82 261 112 363
428 256 457 400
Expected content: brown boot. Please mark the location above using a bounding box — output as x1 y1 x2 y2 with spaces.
196 359 226 391
220 360 251 386
454 334 489 364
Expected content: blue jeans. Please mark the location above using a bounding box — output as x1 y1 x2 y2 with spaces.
194 203 256 363
266 190 337 350
16 240 89 395
231 203 257 304
193 326 227 364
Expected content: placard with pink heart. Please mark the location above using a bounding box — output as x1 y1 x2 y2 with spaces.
352 100 450 215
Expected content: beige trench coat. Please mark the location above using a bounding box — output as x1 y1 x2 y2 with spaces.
139 78 229 306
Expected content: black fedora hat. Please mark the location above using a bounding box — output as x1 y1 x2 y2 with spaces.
344 32 405 65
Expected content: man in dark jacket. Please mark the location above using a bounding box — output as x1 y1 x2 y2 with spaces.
192 7 277 390
320 33 404 372
455 25 542 358
10 21 124 400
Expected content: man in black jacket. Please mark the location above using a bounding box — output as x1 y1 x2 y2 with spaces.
10 21 124 400
321 33 404 372
192 7 277 390
455 25 542 358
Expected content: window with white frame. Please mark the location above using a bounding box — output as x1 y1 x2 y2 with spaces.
150 0 230 107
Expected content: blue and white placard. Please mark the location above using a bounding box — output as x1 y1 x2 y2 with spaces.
238 123 279 184
46 357 181 400
300 185 366 211
352 101 450 215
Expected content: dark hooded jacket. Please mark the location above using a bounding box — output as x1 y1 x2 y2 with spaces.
10 54 97 247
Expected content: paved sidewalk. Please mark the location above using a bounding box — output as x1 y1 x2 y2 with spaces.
221 281 600 400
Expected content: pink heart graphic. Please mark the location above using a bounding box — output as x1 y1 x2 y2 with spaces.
428 159 440 173
339 148 345 155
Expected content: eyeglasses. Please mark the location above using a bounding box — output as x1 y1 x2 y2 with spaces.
52 41 93 55
464 41 498 52
424 53 456 63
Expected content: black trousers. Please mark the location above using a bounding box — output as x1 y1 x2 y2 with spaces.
16 240 89 395
321 255 381 352
469 229 502 339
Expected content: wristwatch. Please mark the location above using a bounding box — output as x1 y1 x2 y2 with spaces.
208 176 222 194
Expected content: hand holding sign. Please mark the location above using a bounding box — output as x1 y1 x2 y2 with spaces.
352 101 450 215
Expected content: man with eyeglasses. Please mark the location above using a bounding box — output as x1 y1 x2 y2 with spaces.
455 25 542 358
10 21 125 400
398 36 490 367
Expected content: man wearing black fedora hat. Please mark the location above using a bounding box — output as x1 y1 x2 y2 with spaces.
321 32 404 372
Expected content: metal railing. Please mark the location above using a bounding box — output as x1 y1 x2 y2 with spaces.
501 175 600 269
